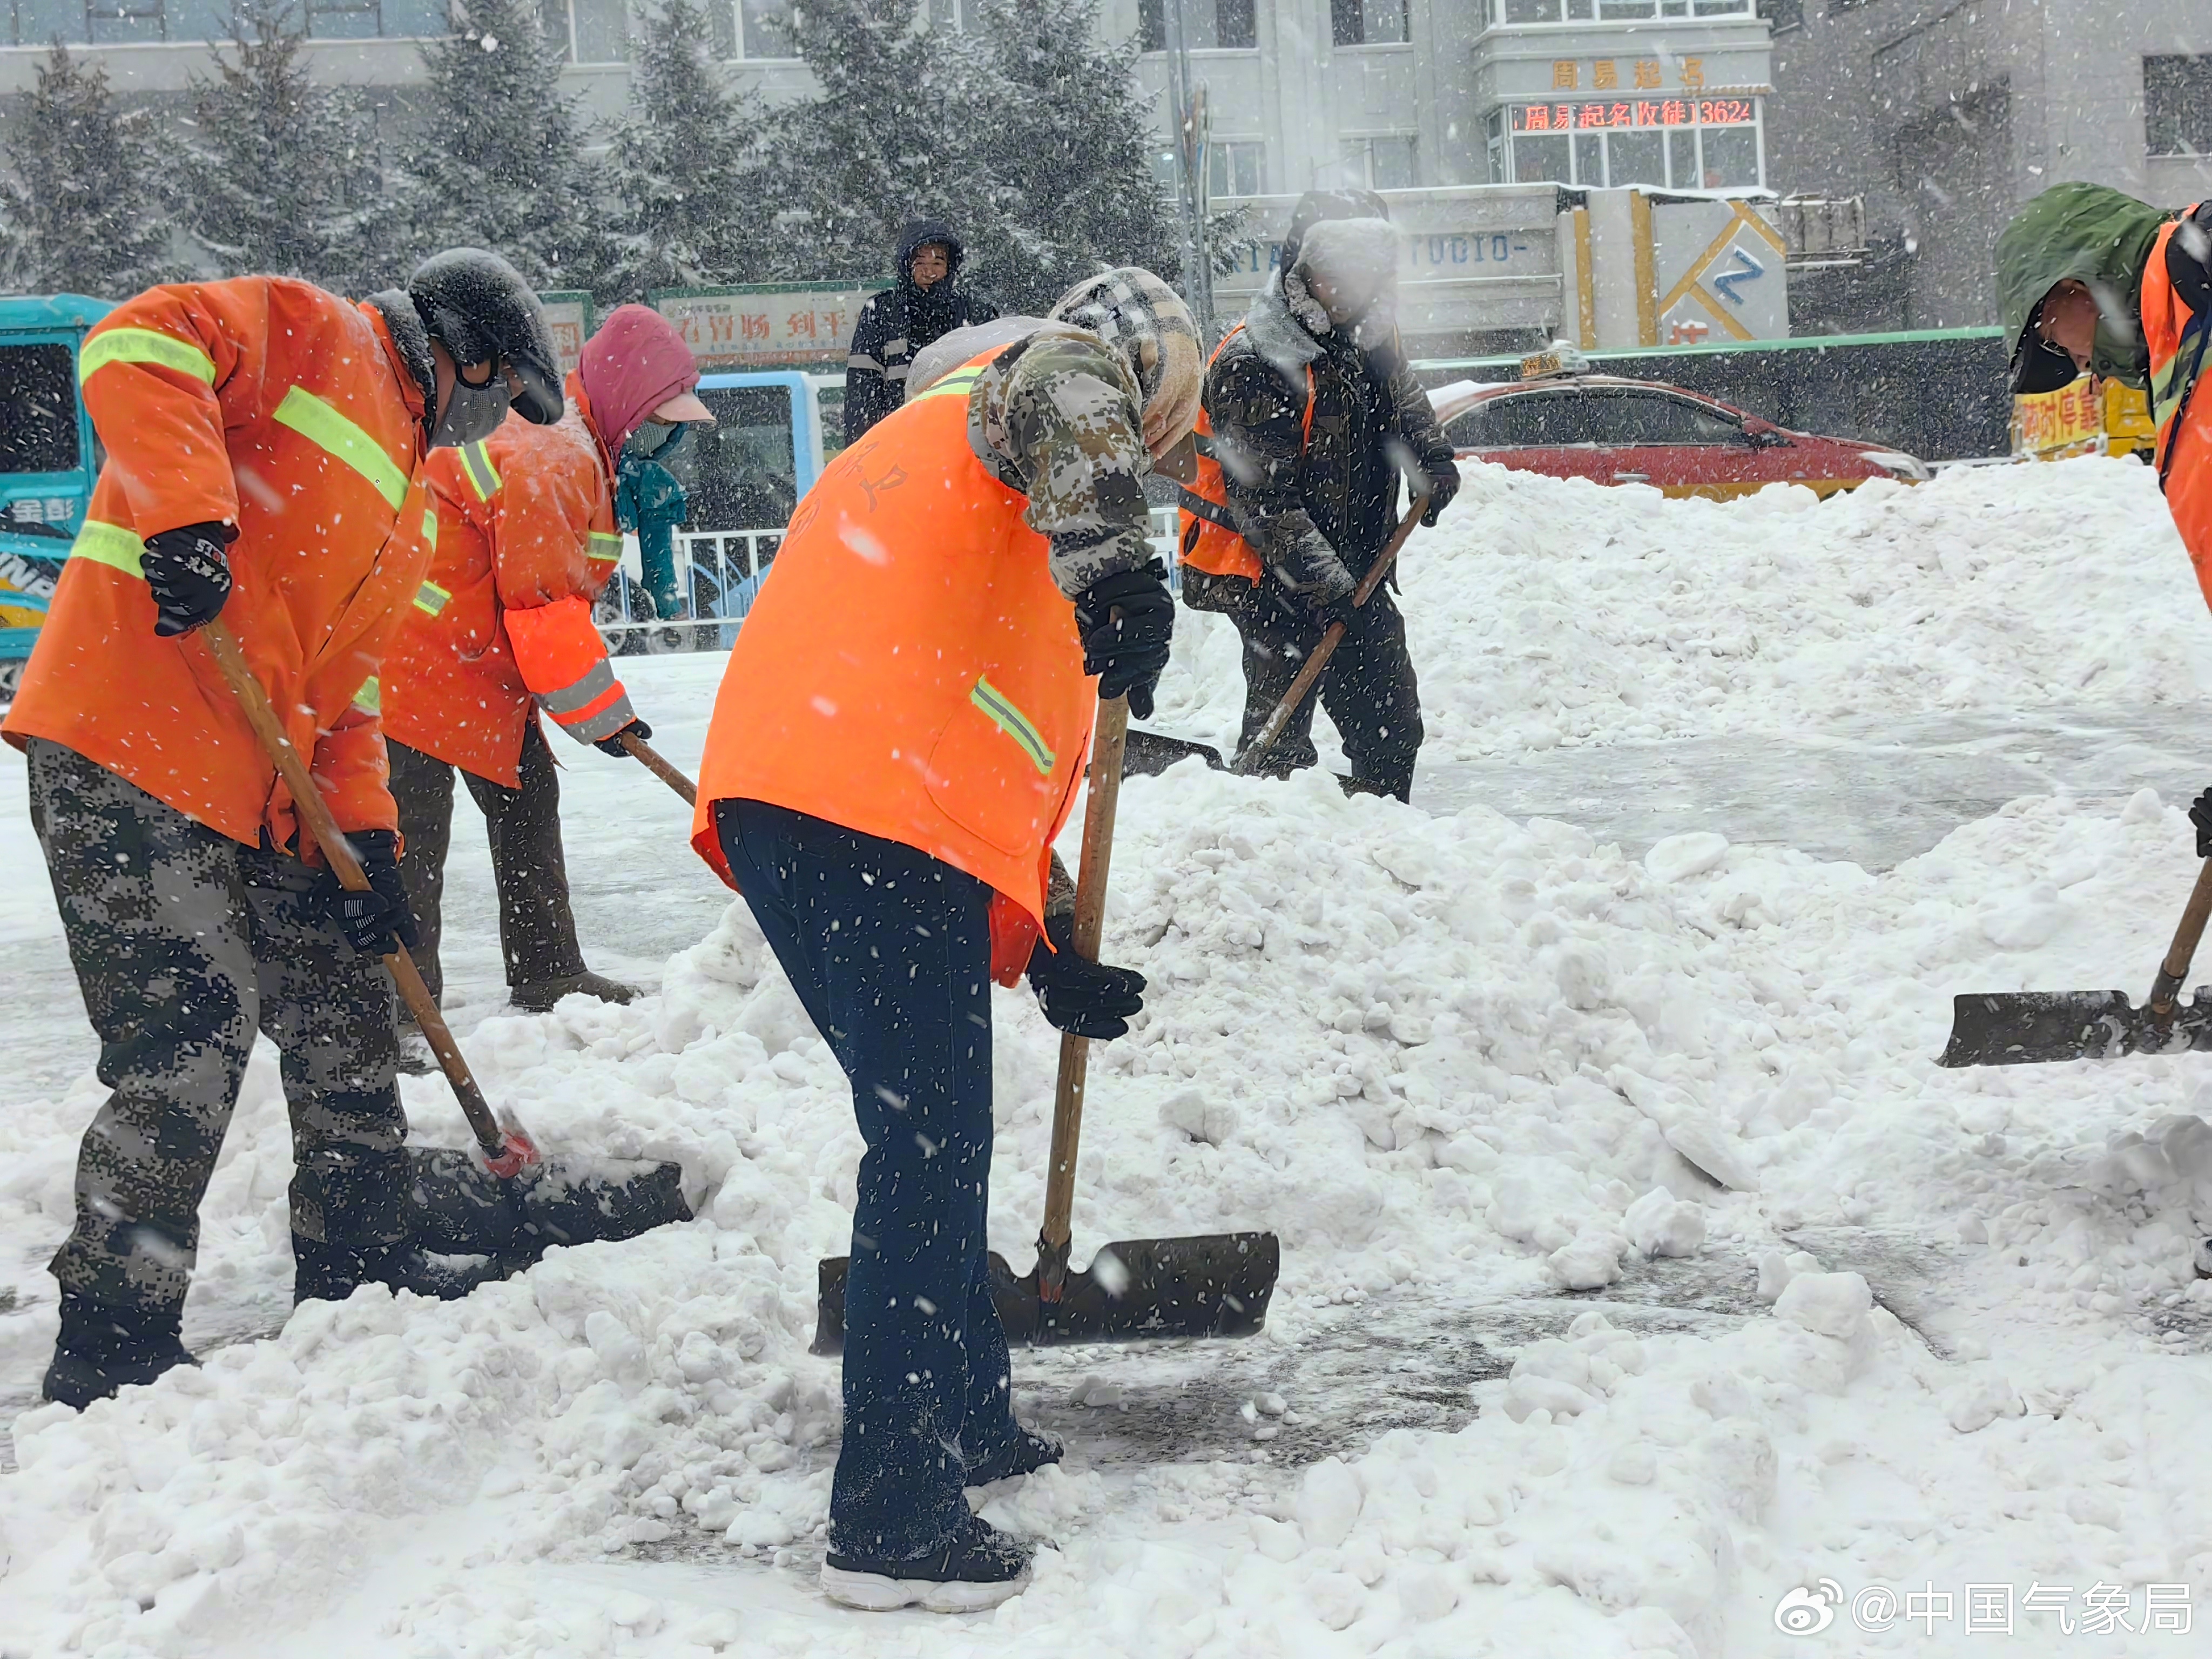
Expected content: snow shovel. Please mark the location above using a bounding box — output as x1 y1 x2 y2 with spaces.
618 731 697 805
1122 497 1427 783
812 695 1280 1353
1940 856 2212 1066
201 619 692 1251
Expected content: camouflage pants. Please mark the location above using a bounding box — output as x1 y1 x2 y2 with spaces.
26 739 408 1320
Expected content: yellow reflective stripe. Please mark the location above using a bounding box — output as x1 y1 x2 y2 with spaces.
78 327 218 387
586 531 623 563
273 386 408 510
969 676 1054 775
352 675 381 714
68 518 148 579
422 507 439 552
414 581 451 616
914 367 986 404
460 441 501 501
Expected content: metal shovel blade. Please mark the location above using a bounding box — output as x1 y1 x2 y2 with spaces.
812 1231 1281 1355
1939 989 2212 1067
1123 727 1225 777
407 1145 693 1256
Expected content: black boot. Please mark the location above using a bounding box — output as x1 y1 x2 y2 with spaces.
43 1291 198 1410
822 1513 1035 1613
292 1232 516 1305
966 1424 1064 1486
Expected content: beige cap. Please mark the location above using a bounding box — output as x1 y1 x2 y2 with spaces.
652 390 715 424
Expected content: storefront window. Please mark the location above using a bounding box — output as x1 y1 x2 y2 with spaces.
1700 125 1759 187
1500 96 1764 189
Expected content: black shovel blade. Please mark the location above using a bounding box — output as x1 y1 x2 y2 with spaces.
408 1146 693 1256
1124 727 1225 777
1939 989 2212 1067
812 1232 1280 1355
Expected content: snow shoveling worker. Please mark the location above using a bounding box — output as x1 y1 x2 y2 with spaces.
379 302 713 1038
689 267 1201 1611
1178 195 1460 802
1998 185 2212 604
2 251 565 1411
843 215 1000 444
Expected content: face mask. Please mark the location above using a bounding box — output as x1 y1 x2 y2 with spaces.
626 421 689 463
430 361 512 449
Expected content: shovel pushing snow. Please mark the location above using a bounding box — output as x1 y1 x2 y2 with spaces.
202 619 693 1251
1940 857 2212 1066
813 696 1280 1353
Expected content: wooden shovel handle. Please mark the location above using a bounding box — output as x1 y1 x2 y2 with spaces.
199 619 520 1164
1036 694 1131 1300
1231 497 1428 778
2149 857 2212 1019
619 731 698 805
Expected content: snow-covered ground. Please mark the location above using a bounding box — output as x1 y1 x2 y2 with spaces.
7 456 2212 1656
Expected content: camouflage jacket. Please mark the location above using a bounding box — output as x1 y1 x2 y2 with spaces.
965 325 1156 599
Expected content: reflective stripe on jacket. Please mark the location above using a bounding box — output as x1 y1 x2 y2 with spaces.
691 350 1095 982
380 375 632 785
2 276 433 855
2144 206 2212 612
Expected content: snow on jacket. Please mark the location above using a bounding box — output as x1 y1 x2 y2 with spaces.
1198 221 1453 605
842 217 999 443
2 276 436 858
379 377 635 787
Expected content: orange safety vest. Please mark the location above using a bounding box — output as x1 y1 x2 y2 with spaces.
3 277 434 858
2144 207 2212 611
380 377 631 787
688 350 1096 983
1176 323 1314 584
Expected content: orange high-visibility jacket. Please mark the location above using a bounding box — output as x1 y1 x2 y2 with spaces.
2147 208 2212 610
380 378 632 786
689 352 1096 981
3 277 435 857
1177 322 1313 584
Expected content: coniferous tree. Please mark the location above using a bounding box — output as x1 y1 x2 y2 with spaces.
756 0 961 285
603 0 770 301
399 0 613 291
0 44 174 296
173 7 386 294
939 0 1181 313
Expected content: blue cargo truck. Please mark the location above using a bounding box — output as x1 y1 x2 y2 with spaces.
0 294 112 699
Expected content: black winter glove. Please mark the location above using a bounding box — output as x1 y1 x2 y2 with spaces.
313 830 420 958
595 717 651 758
141 522 234 638
2192 788 2212 859
1027 912 1147 1041
1304 586 1360 632
1417 456 1461 527
1073 561 1175 720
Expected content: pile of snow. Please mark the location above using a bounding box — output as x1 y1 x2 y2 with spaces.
9 458 2212 1654
1150 456 2211 760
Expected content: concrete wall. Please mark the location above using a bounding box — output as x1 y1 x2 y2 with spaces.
1768 0 2212 330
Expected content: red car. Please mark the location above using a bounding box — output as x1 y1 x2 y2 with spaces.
1427 363 1928 498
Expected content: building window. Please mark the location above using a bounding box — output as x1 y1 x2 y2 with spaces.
1331 0 1408 47
738 0 795 57
1139 0 1258 51
306 0 382 40
85 0 166 44
1344 134 1417 188
1487 0 1749 19
1207 140 1264 197
927 0 966 27
2148 56 2212 158
1500 97 1764 188
1756 0 1801 29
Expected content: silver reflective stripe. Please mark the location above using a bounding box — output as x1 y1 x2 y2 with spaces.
884 364 912 382
848 354 883 372
883 337 908 356
555 691 637 746
535 656 619 718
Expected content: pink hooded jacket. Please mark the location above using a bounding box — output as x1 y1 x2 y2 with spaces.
578 304 702 456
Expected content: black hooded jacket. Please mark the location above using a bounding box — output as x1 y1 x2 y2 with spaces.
843 217 999 443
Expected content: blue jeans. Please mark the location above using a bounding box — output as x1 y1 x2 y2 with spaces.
714 799 1020 1559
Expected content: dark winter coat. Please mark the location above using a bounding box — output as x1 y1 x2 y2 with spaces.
1197 265 1453 607
842 217 999 443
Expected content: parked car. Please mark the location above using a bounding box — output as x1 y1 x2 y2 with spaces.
1427 355 1928 498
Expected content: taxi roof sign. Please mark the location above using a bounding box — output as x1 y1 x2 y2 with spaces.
1520 344 1589 381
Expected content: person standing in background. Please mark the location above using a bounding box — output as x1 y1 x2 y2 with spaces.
844 217 997 443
